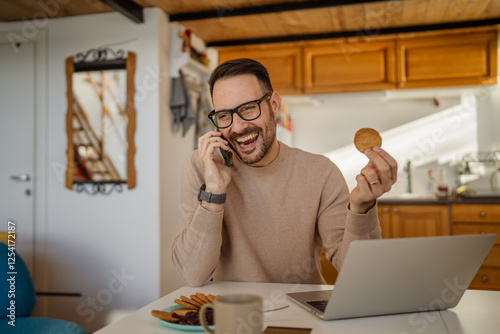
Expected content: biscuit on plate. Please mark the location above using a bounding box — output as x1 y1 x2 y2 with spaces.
174 298 199 309
196 293 209 303
189 295 203 304
151 310 179 323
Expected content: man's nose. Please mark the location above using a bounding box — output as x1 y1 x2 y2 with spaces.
230 112 249 132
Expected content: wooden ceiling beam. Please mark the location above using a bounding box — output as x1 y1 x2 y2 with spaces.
99 0 143 23
206 17 500 47
169 0 391 22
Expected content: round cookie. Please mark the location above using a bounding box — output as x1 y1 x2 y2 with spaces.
354 128 382 153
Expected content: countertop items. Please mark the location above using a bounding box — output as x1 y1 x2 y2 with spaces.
379 196 500 205
94 281 500 334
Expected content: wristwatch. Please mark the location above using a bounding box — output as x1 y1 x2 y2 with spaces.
198 184 226 204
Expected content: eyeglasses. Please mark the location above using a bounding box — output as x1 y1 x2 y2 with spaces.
208 92 272 129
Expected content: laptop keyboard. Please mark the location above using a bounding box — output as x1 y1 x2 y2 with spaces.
306 300 328 312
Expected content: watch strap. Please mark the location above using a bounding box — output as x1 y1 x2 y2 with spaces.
198 184 226 204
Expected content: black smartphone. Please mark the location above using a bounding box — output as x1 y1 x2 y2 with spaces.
215 124 231 167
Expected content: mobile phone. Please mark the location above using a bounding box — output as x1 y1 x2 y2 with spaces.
215 124 231 167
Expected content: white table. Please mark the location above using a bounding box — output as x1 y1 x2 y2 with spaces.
95 281 500 333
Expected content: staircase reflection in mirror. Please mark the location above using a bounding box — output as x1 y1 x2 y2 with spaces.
65 48 136 194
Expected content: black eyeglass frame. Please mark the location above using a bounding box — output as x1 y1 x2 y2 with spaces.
207 92 273 129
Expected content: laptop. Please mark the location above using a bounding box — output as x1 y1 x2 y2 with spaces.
286 234 497 320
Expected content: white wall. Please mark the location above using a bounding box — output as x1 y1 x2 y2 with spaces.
159 20 192 296
286 87 499 196
0 7 195 332
322 96 478 194
47 9 162 331
284 92 462 155
477 83 500 152
477 30 500 152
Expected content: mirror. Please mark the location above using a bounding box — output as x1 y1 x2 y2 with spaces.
65 48 136 194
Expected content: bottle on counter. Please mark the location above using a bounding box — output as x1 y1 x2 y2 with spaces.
437 184 449 199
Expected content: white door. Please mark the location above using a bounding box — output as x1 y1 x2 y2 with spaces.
0 39 36 274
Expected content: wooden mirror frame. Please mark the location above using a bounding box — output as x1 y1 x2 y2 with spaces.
65 49 136 193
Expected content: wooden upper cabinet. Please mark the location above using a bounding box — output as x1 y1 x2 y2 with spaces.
218 45 302 95
303 40 396 94
397 30 498 89
216 28 498 94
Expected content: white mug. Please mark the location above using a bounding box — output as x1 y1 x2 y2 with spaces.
199 294 263 334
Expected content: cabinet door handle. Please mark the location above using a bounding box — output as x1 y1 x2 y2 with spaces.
481 275 489 283
394 208 399 214
479 211 486 218
383 208 389 213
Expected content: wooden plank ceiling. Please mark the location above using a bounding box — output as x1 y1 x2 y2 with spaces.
1 0 499 46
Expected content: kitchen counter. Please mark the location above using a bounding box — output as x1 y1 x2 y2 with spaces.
94 281 500 334
379 196 500 205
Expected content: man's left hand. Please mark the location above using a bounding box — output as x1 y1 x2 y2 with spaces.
350 147 398 214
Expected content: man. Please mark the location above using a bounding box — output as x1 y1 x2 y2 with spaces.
172 58 397 286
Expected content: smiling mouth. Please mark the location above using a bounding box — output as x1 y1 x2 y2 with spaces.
235 132 259 150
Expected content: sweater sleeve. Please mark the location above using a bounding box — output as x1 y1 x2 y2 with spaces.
171 152 224 286
317 160 382 271
331 204 382 270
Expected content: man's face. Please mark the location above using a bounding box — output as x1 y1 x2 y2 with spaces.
212 74 280 166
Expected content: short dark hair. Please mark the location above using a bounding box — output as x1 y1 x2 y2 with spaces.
208 58 273 98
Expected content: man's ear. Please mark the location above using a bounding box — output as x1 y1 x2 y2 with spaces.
270 91 282 118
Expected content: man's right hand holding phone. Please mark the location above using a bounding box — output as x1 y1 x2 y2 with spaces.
197 131 232 211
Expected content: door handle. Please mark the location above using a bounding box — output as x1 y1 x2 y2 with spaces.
10 174 31 182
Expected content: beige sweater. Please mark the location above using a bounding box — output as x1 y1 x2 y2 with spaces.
172 142 381 286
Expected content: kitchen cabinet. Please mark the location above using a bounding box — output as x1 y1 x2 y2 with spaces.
396 30 498 89
378 204 392 239
218 44 302 95
320 247 338 285
217 27 497 94
451 204 500 290
378 204 450 238
303 40 396 93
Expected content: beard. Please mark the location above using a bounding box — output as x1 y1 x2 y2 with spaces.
228 116 276 165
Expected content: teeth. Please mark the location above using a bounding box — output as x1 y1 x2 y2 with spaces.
236 133 257 143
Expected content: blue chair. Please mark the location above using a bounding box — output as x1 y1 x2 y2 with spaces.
0 242 89 333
